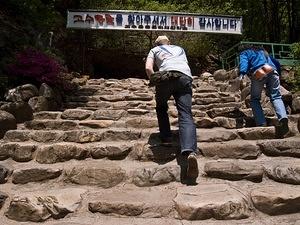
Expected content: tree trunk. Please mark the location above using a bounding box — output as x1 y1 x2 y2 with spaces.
263 0 271 41
271 0 281 42
293 0 300 41
286 0 293 42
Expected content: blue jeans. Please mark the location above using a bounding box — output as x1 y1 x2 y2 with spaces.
250 72 287 126
155 74 197 154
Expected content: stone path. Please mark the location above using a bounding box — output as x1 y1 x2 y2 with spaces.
1 76 300 224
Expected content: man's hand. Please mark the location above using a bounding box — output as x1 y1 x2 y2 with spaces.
145 57 154 79
237 74 249 91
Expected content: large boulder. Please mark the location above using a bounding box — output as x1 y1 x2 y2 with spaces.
0 110 17 138
0 101 33 123
5 84 38 102
213 69 228 81
0 165 10 184
281 66 294 82
39 83 55 99
40 83 62 102
28 96 59 112
5 87 22 102
199 72 213 80
0 192 8 209
226 68 239 80
38 83 62 111
71 75 89 85
227 77 241 92
292 94 300 113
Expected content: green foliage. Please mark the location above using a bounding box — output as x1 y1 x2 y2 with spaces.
80 0 181 11
286 67 300 92
177 34 215 57
0 0 68 98
4 0 63 33
289 42 300 92
291 42 300 59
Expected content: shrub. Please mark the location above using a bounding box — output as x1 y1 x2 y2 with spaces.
6 48 64 85
291 42 300 59
290 43 300 92
288 67 300 92
55 72 80 92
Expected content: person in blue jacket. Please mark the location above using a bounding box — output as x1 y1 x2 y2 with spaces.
238 44 289 138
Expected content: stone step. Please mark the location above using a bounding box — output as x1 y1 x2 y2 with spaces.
78 83 149 91
44 107 274 122
200 136 300 159
66 93 154 102
33 111 62 120
54 108 295 130
2 153 300 186
1 74 300 224
204 160 264 182
3 126 289 145
34 109 158 121
24 119 79 130
2 211 300 225
0 140 141 163
257 137 300 158
73 86 151 96
199 140 261 159
3 128 143 143
68 90 235 101
85 78 149 88
0 156 171 188
33 108 207 121
3 77 300 225
63 97 238 110
28 112 299 131
63 100 156 110
2 178 300 223
1 136 300 165
65 93 236 105
59 104 282 126
264 162 300 185
203 158 300 184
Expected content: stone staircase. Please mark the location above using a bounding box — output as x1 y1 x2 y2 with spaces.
0 76 300 225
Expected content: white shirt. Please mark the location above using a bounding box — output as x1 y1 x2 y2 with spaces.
147 44 192 78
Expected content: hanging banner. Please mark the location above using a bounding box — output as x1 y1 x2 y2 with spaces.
67 10 242 34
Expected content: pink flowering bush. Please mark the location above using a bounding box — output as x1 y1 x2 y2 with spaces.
7 48 65 85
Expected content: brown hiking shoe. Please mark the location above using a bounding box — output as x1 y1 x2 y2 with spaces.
187 153 199 179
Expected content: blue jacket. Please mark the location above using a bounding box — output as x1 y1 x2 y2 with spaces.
239 49 276 76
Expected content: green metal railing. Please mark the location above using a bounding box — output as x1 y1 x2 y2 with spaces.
221 41 300 70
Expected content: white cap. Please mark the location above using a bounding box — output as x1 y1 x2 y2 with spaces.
154 35 169 45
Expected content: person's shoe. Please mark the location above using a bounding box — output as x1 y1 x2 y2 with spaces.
275 118 289 139
186 152 199 179
161 137 172 147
